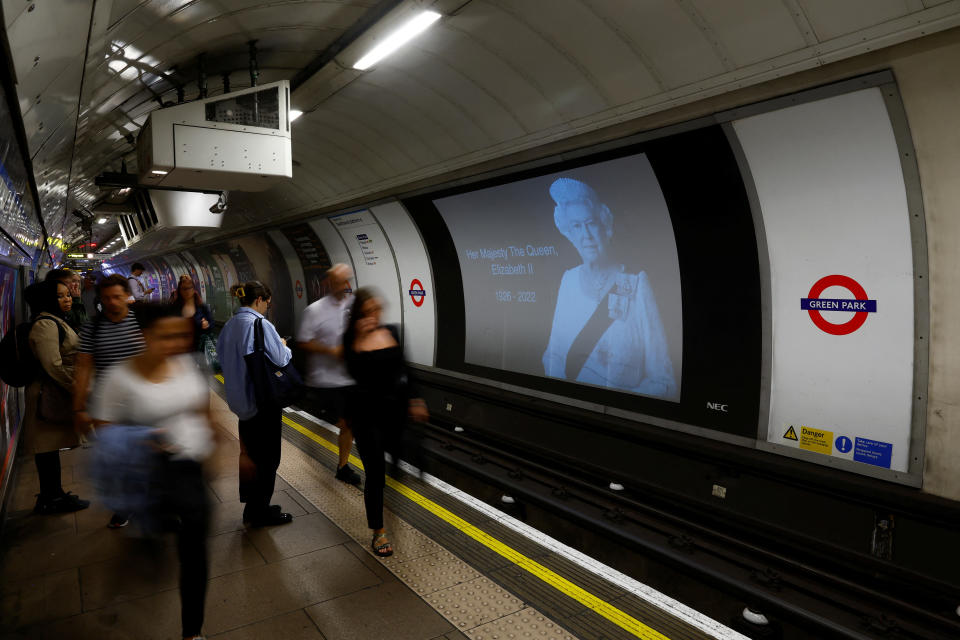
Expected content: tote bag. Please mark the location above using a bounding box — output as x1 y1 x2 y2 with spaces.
244 317 304 408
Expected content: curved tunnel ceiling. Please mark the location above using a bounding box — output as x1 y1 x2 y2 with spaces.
5 0 960 256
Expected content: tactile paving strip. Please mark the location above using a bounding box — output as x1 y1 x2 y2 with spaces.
466 608 578 640
425 576 526 631
392 549 482 595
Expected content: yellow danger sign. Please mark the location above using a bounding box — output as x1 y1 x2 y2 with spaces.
799 425 833 455
783 426 798 441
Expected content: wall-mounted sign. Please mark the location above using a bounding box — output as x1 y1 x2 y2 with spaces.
800 274 877 335
409 279 426 307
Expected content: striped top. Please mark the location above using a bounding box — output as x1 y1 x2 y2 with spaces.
78 310 145 380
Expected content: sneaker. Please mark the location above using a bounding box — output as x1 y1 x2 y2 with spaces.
335 464 361 485
33 492 90 515
107 514 129 529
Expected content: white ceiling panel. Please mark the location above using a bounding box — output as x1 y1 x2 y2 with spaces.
800 0 913 41
421 25 564 133
503 0 661 106
590 0 727 89
692 0 808 66
460 1 609 120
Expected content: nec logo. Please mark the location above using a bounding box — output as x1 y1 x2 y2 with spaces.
706 402 729 413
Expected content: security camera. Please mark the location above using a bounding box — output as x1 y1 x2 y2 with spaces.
209 191 228 214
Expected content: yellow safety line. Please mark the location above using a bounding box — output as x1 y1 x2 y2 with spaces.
211 373 673 640
278 414 672 640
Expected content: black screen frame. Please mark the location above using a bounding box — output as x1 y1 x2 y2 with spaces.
404 124 762 438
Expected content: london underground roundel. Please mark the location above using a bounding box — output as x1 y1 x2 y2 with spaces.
409 279 426 307
800 275 877 335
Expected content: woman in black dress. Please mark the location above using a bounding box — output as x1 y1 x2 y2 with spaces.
343 288 429 557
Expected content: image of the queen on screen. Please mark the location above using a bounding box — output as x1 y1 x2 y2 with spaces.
542 178 677 399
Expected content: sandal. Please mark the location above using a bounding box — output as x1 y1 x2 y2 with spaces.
371 532 393 557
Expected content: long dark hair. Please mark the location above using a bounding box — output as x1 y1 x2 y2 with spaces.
342 287 378 353
28 279 69 319
172 274 203 307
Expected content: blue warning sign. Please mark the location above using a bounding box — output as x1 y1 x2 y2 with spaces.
854 437 892 469
836 436 853 454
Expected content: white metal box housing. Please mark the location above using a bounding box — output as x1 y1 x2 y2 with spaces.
138 80 293 191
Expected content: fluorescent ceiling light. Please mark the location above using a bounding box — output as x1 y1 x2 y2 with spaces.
289 109 303 122
107 60 127 73
353 10 441 71
96 217 108 224
151 169 168 175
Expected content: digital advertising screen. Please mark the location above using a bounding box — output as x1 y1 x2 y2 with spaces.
408 125 763 438
434 154 682 402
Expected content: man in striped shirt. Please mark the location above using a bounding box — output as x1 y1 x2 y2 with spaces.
72 274 145 528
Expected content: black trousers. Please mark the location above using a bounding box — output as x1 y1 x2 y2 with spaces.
34 450 63 497
237 406 282 516
352 416 404 530
155 457 210 638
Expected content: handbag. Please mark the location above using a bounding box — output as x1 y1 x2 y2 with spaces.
244 317 304 408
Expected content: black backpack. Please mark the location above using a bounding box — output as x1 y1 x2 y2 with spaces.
0 317 66 387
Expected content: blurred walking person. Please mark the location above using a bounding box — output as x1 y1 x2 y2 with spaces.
24 280 90 514
91 303 215 640
343 288 429 557
217 281 294 527
296 264 361 485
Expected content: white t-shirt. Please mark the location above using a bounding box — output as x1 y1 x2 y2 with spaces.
296 294 355 388
91 354 214 461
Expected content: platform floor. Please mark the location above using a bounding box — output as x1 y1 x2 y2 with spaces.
0 388 735 640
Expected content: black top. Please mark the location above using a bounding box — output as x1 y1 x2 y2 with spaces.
344 325 415 425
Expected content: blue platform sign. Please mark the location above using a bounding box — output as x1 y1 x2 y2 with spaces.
835 436 853 454
854 437 893 469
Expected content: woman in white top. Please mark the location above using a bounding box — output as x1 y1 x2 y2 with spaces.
92 303 215 640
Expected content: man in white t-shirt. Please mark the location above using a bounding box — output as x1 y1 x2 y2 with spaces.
296 264 361 484
127 262 154 301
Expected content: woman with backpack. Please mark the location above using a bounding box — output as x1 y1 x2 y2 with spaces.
24 279 90 514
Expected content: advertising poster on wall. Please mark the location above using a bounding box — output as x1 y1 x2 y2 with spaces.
153 258 177 301
0 265 20 488
280 222 332 304
189 248 229 323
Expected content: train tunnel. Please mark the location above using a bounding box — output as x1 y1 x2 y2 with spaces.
1 2 959 639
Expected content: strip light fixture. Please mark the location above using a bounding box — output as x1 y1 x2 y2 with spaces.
353 10 441 71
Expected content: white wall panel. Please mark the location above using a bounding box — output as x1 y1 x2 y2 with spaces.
370 202 437 367
267 230 308 335
326 209 403 328
733 88 917 475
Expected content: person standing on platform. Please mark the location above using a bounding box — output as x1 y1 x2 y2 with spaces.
23 280 90 514
217 281 294 527
44 269 87 331
343 288 429 557
127 262 155 302
296 264 361 485
72 274 145 528
171 275 213 352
